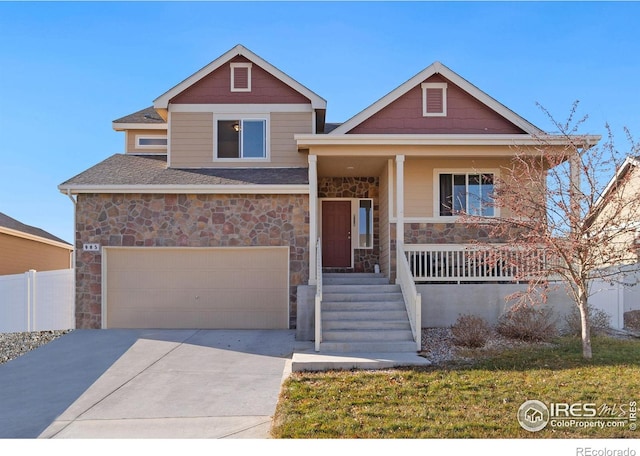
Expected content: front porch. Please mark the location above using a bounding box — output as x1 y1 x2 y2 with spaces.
300 241 560 353
303 152 543 352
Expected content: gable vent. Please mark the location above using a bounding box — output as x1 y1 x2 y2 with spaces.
421 82 447 117
231 63 252 92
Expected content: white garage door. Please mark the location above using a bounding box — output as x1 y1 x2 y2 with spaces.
104 247 289 329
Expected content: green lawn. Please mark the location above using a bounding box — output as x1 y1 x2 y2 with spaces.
272 337 640 438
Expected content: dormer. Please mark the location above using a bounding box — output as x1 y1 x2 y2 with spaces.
112 106 168 155
330 62 539 136
151 45 326 169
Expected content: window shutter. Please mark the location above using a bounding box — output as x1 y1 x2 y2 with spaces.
421 82 447 116
426 88 444 114
233 67 249 90
231 63 252 92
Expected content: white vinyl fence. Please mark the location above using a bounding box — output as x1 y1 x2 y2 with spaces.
0 269 75 333
590 273 640 330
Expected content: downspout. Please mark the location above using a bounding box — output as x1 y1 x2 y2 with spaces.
65 189 78 330
65 188 76 205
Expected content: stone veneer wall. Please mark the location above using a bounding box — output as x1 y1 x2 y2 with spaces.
75 193 309 329
404 223 506 244
318 177 379 273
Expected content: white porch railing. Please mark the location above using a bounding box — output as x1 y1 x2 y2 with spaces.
396 243 422 351
314 238 323 352
404 244 550 283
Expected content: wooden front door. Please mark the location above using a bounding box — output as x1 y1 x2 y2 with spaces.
322 201 352 268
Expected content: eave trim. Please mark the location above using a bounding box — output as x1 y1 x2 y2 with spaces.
295 133 601 148
58 184 310 195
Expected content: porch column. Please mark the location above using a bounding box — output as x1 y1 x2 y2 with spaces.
569 150 581 236
308 154 318 285
395 155 405 282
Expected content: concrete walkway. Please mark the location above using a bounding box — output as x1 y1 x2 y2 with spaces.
0 329 431 439
0 329 295 439
291 341 431 371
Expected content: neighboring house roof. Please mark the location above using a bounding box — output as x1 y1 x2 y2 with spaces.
112 106 167 131
153 44 327 111
329 61 544 136
58 154 309 194
0 212 72 249
585 155 640 227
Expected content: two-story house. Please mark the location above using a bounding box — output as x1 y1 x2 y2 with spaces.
59 45 593 352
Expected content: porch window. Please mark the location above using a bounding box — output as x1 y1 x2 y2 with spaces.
216 119 267 159
439 173 495 217
358 199 373 248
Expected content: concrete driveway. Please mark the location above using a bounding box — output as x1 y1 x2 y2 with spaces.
0 329 295 438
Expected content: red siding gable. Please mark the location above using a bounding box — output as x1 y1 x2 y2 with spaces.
170 56 311 104
348 74 526 134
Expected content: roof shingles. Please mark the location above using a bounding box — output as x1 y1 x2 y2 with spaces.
59 154 309 187
0 212 71 245
113 107 166 124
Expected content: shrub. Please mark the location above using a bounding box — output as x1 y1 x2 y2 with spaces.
496 305 558 342
563 305 611 337
624 310 640 330
451 314 492 348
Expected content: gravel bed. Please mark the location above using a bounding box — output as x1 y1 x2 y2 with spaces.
0 330 72 365
420 327 553 365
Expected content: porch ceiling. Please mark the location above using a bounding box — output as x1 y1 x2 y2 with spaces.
317 155 390 178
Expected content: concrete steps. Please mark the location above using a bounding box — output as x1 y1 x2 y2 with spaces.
323 273 391 286
318 273 417 354
323 319 411 331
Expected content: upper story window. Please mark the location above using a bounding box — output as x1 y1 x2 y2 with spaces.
230 63 252 92
135 135 167 150
438 171 495 217
216 118 267 159
421 82 447 117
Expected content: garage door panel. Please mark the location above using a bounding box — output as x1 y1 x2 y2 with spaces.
109 309 287 330
109 267 287 290
105 247 289 329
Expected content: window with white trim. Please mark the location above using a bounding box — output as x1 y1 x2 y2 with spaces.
216 118 267 159
421 82 447 117
230 63 252 92
136 135 167 149
438 172 495 217
358 199 374 249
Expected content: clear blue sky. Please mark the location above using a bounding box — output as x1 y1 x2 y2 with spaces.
1 1 639 244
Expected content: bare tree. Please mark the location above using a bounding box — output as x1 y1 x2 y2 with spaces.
463 102 640 359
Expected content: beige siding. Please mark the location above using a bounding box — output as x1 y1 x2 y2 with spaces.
0 234 71 275
126 129 168 154
169 111 310 168
402 157 516 218
169 112 214 167
270 112 312 167
590 165 640 265
105 247 289 329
